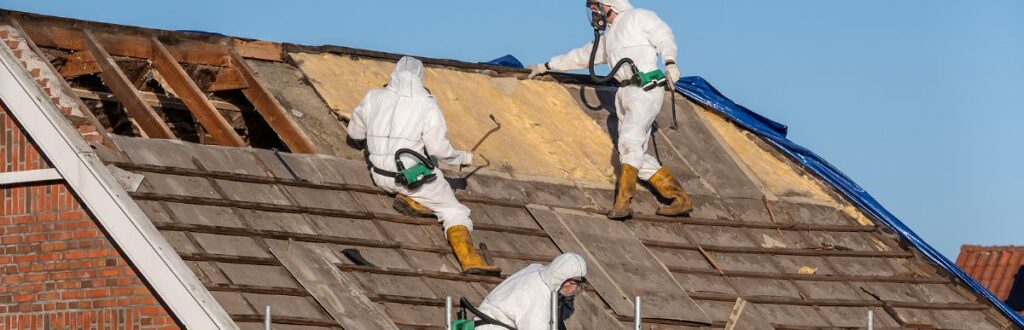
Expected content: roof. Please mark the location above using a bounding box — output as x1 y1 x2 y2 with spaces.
1 8 1019 329
957 245 1024 303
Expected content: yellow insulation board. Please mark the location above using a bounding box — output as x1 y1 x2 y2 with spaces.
289 53 614 181
698 109 873 226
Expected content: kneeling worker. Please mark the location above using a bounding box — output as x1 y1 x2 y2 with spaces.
474 253 588 330
347 56 500 275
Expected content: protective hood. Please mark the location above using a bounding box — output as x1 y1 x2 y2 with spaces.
386 56 431 98
595 0 633 13
538 253 587 291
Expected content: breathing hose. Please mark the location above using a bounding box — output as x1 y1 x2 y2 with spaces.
589 27 679 130
587 29 640 85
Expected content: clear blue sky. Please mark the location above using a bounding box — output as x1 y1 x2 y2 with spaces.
5 1 1023 259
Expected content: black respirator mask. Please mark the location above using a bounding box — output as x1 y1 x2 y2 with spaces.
586 1 612 31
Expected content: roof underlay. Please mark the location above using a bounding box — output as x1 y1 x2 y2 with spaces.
0 9 1016 329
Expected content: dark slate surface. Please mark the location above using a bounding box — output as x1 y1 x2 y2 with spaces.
102 118 1005 329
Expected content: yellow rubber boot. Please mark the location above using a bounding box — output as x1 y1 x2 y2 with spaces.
648 167 693 216
446 225 501 276
393 194 434 217
608 164 639 220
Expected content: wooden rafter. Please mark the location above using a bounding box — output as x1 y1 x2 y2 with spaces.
83 30 176 139
9 19 115 148
150 37 244 147
228 48 317 153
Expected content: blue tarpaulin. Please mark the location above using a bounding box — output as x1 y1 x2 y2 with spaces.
481 55 524 69
674 76 1024 327
483 54 1024 326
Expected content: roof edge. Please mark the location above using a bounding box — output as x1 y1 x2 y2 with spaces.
0 8 608 86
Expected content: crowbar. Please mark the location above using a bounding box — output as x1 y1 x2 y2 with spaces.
471 114 502 152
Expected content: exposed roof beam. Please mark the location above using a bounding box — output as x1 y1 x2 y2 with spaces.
23 24 230 66
83 29 176 140
232 39 282 62
229 48 317 153
151 37 244 147
14 19 282 65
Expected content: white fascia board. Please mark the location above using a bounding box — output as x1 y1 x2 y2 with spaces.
0 38 237 329
0 168 61 185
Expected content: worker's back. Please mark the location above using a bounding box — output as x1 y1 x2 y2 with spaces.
350 57 445 172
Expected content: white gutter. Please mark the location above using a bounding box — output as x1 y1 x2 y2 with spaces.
0 36 237 329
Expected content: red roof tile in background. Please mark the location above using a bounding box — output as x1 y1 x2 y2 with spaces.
957 245 1024 300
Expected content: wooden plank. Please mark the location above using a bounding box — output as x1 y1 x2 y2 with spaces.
57 50 100 77
229 48 317 153
83 30 176 139
526 205 712 324
9 19 115 148
232 39 283 62
206 67 247 92
20 24 229 66
643 239 915 258
724 298 747 330
267 240 400 330
151 37 244 147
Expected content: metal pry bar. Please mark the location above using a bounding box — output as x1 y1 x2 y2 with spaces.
471 114 503 152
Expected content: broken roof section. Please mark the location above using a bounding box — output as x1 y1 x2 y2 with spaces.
1 8 1020 329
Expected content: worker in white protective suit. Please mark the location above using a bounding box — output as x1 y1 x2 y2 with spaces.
475 253 588 330
528 0 692 220
347 56 500 275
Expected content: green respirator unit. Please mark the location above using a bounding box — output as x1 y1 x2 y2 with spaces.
629 69 668 91
393 148 436 189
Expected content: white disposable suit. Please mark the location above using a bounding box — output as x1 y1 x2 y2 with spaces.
475 253 588 330
347 56 474 232
547 0 678 180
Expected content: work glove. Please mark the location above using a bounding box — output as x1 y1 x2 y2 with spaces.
528 63 550 79
665 61 681 84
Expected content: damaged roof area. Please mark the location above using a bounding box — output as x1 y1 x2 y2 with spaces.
0 9 1018 329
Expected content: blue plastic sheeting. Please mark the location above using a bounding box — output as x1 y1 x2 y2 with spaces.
675 76 1024 327
175 30 226 36
481 55 524 69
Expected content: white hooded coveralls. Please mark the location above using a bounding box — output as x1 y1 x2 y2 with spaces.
547 0 678 180
347 56 474 232
475 253 588 330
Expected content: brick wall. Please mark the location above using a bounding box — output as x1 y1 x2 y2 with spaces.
1 35 181 329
